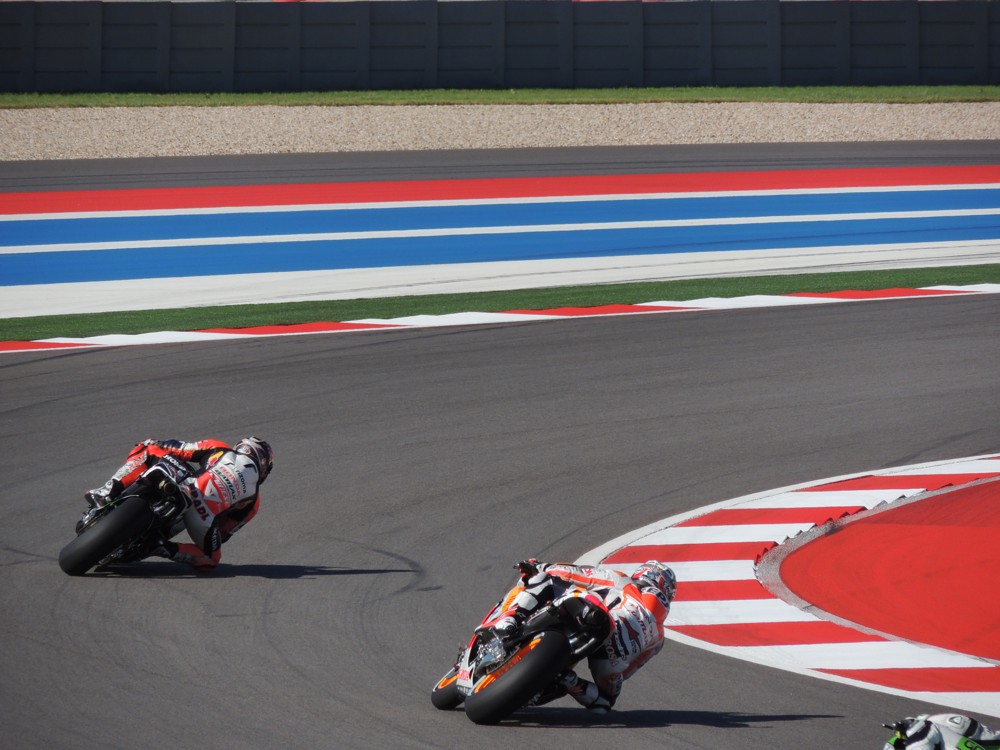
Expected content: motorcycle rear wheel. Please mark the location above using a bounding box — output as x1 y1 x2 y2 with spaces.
463 630 570 725
58 496 153 576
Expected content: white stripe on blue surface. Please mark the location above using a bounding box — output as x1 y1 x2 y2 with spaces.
4 207 999 256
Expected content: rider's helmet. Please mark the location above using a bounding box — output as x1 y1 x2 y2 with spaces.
631 561 677 606
235 437 274 483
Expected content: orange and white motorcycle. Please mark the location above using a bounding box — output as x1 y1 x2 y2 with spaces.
431 580 613 724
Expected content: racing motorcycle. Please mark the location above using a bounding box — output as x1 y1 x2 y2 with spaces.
58 455 191 576
431 582 613 724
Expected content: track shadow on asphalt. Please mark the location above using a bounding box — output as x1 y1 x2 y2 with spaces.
87 562 414 579
496 707 840 729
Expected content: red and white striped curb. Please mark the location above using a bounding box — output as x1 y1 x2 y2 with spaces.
577 454 1000 718
2 283 998 354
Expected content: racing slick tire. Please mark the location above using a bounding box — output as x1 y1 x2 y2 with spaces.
431 666 464 710
463 630 571 725
59 495 153 576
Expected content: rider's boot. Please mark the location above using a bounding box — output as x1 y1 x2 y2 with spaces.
562 672 611 714
169 543 221 572
491 611 525 643
84 478 123 509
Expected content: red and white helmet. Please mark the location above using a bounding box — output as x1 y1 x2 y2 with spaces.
631 561 676 605
235 437 273 483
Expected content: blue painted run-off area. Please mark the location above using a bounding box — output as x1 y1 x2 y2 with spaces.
2 188 998 286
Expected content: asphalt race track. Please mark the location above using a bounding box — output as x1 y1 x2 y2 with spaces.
2 143 999 750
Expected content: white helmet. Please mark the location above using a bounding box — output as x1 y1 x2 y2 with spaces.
235 437 273 483
630 561 676 605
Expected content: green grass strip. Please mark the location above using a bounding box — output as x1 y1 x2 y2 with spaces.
3 265 997 342
2 86 1000 109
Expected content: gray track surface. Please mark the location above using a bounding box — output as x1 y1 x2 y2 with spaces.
3 140 998 191
2 144 999 750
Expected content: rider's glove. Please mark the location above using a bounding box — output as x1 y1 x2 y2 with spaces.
515 559 547 586
515 559 538 578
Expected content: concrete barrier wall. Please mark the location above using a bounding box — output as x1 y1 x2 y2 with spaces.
1 1 997 92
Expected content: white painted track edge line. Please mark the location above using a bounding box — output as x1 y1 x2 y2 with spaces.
6 286 1000 354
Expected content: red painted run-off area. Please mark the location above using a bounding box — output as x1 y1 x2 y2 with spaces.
3 164 1000 214
781 480 1000 662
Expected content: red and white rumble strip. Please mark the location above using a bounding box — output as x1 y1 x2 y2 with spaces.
578 454 1000 719
2 283 998 354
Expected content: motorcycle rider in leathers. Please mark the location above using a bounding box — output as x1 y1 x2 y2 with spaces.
884 714 1000 749
84 437 273 571
488 559 676 713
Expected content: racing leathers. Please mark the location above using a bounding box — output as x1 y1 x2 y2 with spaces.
490 561 673 713
85 439 262 571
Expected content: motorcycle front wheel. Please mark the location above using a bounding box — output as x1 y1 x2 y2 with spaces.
431 666 463 710
58 495 153 576
463 630 570 725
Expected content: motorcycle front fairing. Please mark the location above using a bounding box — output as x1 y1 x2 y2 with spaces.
455 629 510 698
